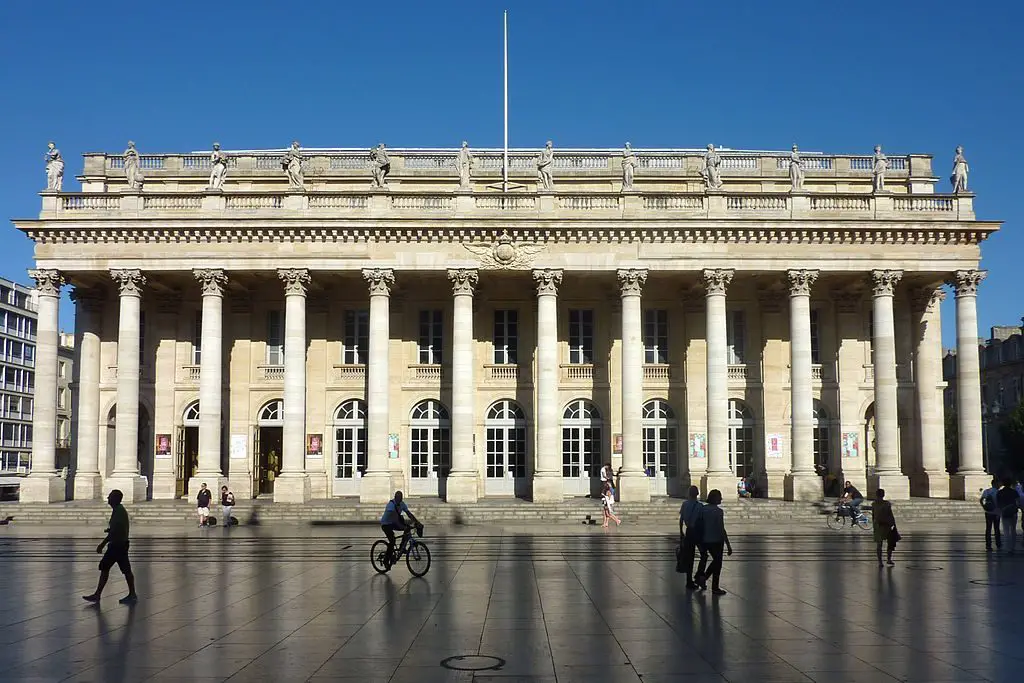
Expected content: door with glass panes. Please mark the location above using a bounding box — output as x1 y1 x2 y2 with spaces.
642 399 679 496
484 400 527 497
562 400 602 496
409 400 451 497
332 400 366 496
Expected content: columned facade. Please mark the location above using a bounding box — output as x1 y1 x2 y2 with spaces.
17 144 998 503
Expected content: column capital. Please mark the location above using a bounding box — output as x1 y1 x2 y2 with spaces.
786 269 819 297
533 269 563 296
27 269 64 297
447 268 479 296
110 269 146 297
194 269 228 297
278 268 311 296
617 268 648 297
950 269 986 298
69 286 105 312
870 269 903 297
702 268 734 296
362 268 395 296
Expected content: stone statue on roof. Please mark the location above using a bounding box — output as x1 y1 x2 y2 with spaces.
457 141 472 189
872 145 888 193
951 146 969 193
370 143 390 189
537 140 554 191
208 143 228 190
701 144 723 190
124 141 144 190
621 142 637 191
789 145 805 192
45 142 64 191
283 141 304 189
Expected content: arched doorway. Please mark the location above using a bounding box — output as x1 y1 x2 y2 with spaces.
332 399 366 497
104 403 153 498
409 400 451 497
562 399 602 496
643 399 679 497
484 399 527 498
728 399 754 479
175 401 200 497
254 400 283 496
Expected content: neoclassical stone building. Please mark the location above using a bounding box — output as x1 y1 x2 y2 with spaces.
14 144 998 503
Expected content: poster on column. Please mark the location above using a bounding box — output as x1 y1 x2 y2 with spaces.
688 433 707 459
230 434 247 459
842 432 860 459
388 433 399 459
155 434 171 458
766 434 783 458
306 434 323 457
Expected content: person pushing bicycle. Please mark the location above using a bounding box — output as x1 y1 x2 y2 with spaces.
380 491 421 565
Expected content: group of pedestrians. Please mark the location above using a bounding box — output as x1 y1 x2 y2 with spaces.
195 483 236 528
677 486 733 595
981 476 1024 553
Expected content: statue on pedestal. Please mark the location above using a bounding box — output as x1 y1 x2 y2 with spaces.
124 141 144 190
283 141 304 189
537 140 554 191
208 142 228 190
457 141 473 189
789 145 805 192
621 142 637 191
45 142 64 191
701 144 723 190
951 145 969 193
872 145 889 193
370 143 390 189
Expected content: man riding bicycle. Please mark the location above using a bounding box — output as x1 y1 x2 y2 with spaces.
380 491 421 565
840 481 864 521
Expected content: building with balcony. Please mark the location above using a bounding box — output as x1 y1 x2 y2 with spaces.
12 143 999 504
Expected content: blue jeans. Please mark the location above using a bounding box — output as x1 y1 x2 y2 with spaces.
848 498 864 520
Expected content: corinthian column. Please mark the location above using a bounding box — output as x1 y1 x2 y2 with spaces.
912 286 949 498
190 270 227 493
786 269 821 500
446 269 480 502
274 268 311 503
71 288 104 500
360 268 395 503
870 269 909 499
533 269 563 502
20 269 65 503
950 269 989 499
617 268 650 501
107 269 148 502
702 268 736 495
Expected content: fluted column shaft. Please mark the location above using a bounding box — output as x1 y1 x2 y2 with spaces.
788 270 817 475
617 269 649 501
533 270 563 502
447 269 479 502
194 270 227 481
280 271 308 476
361 269 394 503
703 269 733 485
71 288 103 499
953 271 986 474
871 270 902 475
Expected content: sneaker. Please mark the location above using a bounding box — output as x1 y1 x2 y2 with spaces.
82 594 100 603
118 595 138 605
712 588 727 596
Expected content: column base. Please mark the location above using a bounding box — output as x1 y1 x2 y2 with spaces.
189 474 227 500
617 472 651 502
150 472 179 500
72 473 104 501
867 472 910 500
700 473 738 499
105 475 149 503
784 472 823 501
273 474 311 503
910 470 951 499
950 471 991 501
359 472 394 504
445 474 479 503
19 474 67 503
531 474 563 502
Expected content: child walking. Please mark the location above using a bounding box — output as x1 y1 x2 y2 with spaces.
601 482 621 528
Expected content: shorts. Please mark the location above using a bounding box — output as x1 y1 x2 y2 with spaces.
99 542 132 573
197 507 210 516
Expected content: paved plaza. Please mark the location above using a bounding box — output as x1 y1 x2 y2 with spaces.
1 522 1022 682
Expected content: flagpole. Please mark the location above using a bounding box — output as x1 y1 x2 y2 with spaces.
503 9 509 193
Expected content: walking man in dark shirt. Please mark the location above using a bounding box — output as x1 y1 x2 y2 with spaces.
83 489 137 604
196 483 212 527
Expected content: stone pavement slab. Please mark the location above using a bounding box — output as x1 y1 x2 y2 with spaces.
0 524 1022 682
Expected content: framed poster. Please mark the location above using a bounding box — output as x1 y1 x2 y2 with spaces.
689 433 707 459
155 434 172 458
388 433 399 459
766 434 783 458
612 433 623 454
306 433 323 457
230 434 247 459
842 432 860 459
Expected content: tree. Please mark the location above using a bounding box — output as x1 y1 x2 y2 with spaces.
998 401 1024 475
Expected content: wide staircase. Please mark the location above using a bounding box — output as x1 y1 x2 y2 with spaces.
0 497 980 527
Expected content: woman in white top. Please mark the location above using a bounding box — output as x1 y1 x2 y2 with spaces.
600 463 615 498
601 482 621 528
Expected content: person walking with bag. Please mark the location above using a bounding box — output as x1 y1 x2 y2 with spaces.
220 485 235 527
678 485 706 590
873 489 900 567
695 489 732 595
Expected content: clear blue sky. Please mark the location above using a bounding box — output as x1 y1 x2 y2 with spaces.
1 0 1020 345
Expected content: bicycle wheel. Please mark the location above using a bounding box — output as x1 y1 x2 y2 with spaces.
854 510 872 530
826 510 845 530
406 541 431 577
371 540 391 574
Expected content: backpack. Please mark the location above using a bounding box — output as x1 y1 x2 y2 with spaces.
981 491 996 513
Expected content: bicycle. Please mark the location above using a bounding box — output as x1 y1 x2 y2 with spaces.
826 501 871 530
371 524 431 577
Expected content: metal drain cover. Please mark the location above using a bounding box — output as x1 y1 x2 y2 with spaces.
440 655 506 671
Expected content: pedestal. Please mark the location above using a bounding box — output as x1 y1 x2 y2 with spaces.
910 470 951 499
272 473 311 503
700 473 737 499
950 472 990 501
532 474 563 502
616 472 651 502
18 474 66 503
868 472 910 500
72 473 104 501
784 472 823 501
445 473 479 503
150 472 179 500
359 471 394 503
105 475 149 503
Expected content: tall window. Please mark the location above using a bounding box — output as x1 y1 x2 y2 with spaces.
485 400 527 479
643 309 668 364
810 309 821 364
642 400 677 478
568 309 594 364
813 401 831 470
727 310 746 365
267 310 284 365
192 310 202 365
493 310 519 364
728 399 754 479
418 310 443 364
343 310 369 364
333 400 367 479
410 400 451 478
